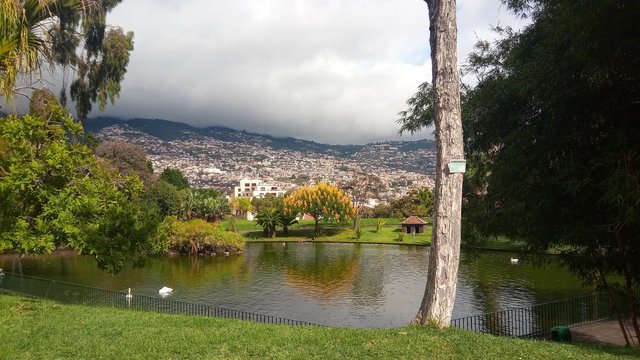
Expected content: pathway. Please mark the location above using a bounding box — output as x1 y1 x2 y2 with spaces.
571 319 638 347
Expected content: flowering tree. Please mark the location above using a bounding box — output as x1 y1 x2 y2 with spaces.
284 183 355 235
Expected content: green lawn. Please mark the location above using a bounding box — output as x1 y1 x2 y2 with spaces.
220 218 531 250
243 224 431 245
0 294 636 359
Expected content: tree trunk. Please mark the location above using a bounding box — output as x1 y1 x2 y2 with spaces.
414 0 464 328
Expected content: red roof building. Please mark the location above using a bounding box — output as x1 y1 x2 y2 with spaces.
400 215 428 234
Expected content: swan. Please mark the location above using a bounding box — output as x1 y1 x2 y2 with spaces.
125 288 133 299
159 286 173 295
510 258 519 264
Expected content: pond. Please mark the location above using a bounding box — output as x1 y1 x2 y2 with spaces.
0 242 591 328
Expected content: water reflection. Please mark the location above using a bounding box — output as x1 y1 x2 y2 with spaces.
0 243 591 328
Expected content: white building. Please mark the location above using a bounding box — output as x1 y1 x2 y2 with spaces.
233 178 287 200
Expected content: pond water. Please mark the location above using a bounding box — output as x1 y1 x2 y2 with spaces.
0 242 591 328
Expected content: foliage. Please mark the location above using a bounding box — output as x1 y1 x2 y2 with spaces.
250 193 283 213
375 218 386 233
95 140 155 186
279 213 298 235
168 219 244 255
159 167 189 190
389 188 434 218
372 204 393 218
0 98 158 273
231 197 252 219
143 180 181 217
396 81 435 135
459 0 640 342
283 182 355 234
255 208 281 238
1 0 134 119
190 189 229 222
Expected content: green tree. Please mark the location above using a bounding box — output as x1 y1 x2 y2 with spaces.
251 193 283 213
255 208 281 238
460 0 640 342
159 167 189 190
143 180 181 217
284 182 355 236
0 97 158 273
279 213 298 236
192 189 229 222
231 197 252 219
390 188 433 218
1 0 134 119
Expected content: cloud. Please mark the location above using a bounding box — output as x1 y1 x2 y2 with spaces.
95 0 527 144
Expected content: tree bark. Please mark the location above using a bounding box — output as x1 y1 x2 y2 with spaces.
414 0 464 327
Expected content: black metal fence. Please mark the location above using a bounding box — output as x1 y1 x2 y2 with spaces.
0 271 632 334
0 272 320 327
451 291 629 338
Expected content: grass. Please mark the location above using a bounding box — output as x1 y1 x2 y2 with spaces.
243 224 431 245
219 218 531 250
1 294 637 359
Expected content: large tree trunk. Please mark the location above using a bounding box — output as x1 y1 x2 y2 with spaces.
414 0 464 327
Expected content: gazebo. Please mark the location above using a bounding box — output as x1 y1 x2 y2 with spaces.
400 215 428 234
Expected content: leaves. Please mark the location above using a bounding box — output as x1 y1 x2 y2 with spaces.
0 99 159 273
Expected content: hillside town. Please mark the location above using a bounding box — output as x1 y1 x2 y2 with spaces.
96 123 435 201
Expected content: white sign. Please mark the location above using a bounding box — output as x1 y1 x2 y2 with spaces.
448 159 466 174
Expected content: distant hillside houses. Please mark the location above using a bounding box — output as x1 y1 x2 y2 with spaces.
233 178 288 199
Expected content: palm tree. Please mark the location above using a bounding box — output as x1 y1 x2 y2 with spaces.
255 209 281 238
278 212 298 236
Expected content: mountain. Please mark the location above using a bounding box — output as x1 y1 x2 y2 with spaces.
88 117 436 194
85 117 363 156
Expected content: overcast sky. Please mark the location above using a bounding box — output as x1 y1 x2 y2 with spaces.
94 0 527 145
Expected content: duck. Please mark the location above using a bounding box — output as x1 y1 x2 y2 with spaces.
125 288 133 299
510 258 519 264
159 286 173 295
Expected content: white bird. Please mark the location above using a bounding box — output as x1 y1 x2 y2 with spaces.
125 288 133 299
159 286 173 295
0 268 4 277
510 258 519 264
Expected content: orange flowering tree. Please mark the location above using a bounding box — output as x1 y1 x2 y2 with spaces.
284 183 355 235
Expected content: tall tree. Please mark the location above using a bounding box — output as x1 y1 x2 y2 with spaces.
0 0 133 119
159 167 189 190
463 0 640 344
413 0 464 327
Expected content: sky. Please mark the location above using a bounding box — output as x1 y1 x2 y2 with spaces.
91 0 528 145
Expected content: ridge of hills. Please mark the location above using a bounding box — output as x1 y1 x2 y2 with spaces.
85 116 434 156
86 117 437 196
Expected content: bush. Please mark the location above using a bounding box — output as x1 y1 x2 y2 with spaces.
169 219 244 255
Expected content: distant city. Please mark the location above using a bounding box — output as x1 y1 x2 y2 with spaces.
89 117 436 200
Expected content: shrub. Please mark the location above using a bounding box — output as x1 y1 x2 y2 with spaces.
169 219 244 255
